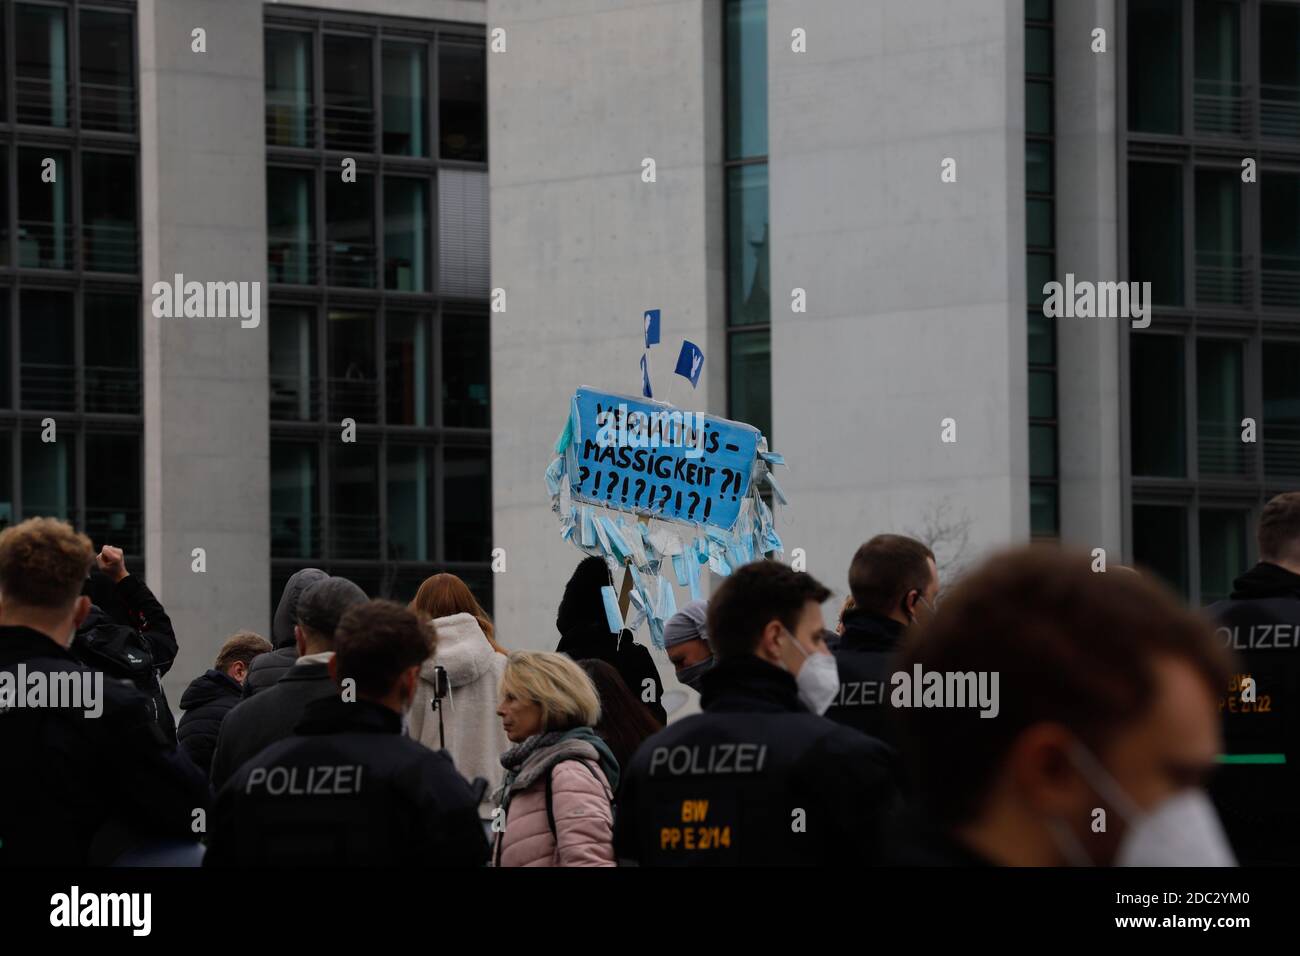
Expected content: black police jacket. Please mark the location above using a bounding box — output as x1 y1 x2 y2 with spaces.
0 626 210 866
825 609 906 746
1206 561 1300 865
204 696 488 867
614 654 900 865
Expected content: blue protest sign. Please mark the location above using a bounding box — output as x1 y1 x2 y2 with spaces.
643 309 661 347
674 340 704 388
567 387 759 532
640 353 652 398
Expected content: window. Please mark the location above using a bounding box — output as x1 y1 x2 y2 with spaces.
383 43 427 156
726 162 769 330
266 30 314 148
438 168 489 297
443 448 490 561
442 312 488 428
384 177 428 291
387 445 434 560
83 153 137 273
1195 168 1244 306
1260 3 1300 140
0 434 12 531
271 441 319 559
324 35 374 152
16 3 69 127
85 433 141 554
326 174 375 288
1196 339 1247 477
1128 0 1182 134
22 429 73 522
267 167 315 284
80 9 135 133
438 41 485 161
20 290 74 411
1129 163 1184 306
729 330 771 447
1131 334 1187 477
19 148 71 269
1194 0 1243 135
330 442 380 559
386 311 431 426
269 307 317 421
1263 341 1300 477
1200 509 1248 604
725 0 767 161
1133 504 1189 597
1262 172 1300 308
84 294 140 415
328 310 377 423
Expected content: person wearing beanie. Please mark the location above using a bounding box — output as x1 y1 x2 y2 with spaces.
555 556 666 725
664 600 714 690
210 575 368 790
243 568 327 698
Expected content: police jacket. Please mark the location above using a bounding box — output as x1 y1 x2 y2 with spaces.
1206 561 1300 865
614 654 900 865
825 609 906 746
0 625 209 866
205 696 489 867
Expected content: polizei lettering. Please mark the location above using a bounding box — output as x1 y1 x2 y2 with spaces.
1216 624 1300 650
245 764 364 796
648 743 768 776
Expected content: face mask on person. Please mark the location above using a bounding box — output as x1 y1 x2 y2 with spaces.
1046 739 1235 867
779 627 840 715
676 657 715 690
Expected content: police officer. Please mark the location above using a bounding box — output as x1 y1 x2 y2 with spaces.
614 561 899 866
1206 491 1300 865
205 600 488 867
825 534 938 746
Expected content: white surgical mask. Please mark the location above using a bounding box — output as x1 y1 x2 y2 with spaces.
780 628 840 715
1049 740 1236 867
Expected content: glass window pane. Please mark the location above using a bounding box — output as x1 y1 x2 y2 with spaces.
387 445 434 561
383 42 426 156
727 164 770 327
1263 340 1300 477
1029 370 1055 419
80 10 134 133
443 313 489 429
1028 312 1055 365
83 153 137 273
1026 140 1053 194
444 448 490 561
1194 0 1242 136
1129 163 1184 306
16 4 68 127
324 34 374 152
328 310 377 423
1030 424 1056 477
1128 0 1183 134
1026 80 1052 135
1133 504 1189 598
1026 0 1053 22
438 41 486 161
1130 334 1186 477
19 148 71 269
0 151 6 266
729 329 771 442
268 167 315 284
1261 172 1300 308
0 434 12 531
271 441 318 559
1197 339 1247 476
1030 483 1058 537
266 30 314 148
85 433 140 554
1026 26 1053 76
726 0 768 159
386 312 431 426
1028 252 1053 306
1195 168 1243 305
22 430 73 521
438 169 489 297
20 290 74 411
326 174 375 288
1260 4 1300 140
1027 197 1053 249
0 298 9 409
269 306 317 421
330 443 379 559
85 294 140 415
384 177 427 291
1200 509 1247 605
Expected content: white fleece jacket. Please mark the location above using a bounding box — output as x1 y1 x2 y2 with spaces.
408 613 509 817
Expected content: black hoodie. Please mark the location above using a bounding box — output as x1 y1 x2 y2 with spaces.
1205 561 1300 865
555 556 666 725
243 568 327 698
177 669 243 778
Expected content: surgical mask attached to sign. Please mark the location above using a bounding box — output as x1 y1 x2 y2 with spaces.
1047 739 1236 867
779 627 840 715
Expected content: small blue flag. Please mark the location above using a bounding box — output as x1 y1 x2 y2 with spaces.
674 340 704 388
643 309 661 347
640 352 653 398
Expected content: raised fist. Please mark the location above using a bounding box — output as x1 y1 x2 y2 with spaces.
97 545 128 583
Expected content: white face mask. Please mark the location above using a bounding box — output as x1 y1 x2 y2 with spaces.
780 627 840 716
1049 740 1236 867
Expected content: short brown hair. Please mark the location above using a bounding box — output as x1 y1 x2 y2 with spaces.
214 631 273 674
1258 492 1300 564
895 546 1230 826
333 600 434 699
848 534 936 615
707 561 832 660
0 517 94 610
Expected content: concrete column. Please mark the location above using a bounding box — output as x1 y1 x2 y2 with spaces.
487 0 726 650
138 0 269 707
768 0 1028 594
1054 0 1124 558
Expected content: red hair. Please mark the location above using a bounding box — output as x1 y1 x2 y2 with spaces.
408 573 504 654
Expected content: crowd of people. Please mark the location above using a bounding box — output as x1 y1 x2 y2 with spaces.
1 490 1298 867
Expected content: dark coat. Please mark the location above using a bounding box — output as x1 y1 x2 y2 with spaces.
0 626 210 866
204 696 489 867
244 568 326 698
825 609 906 747
614 655 900 865
209 660 336 791
177 669 243 779
1206 561 1300 865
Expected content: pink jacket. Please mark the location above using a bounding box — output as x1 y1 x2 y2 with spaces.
494 744 616 867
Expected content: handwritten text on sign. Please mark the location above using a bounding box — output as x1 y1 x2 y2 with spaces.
568 387 760 532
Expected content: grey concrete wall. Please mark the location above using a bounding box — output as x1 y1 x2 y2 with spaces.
1054 0 1124 558
282 0 485 23
139 0 270 710
487 0 725 683
767 0 1028 597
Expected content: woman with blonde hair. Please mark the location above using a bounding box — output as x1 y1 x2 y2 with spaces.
406 573 509 818
492 651 619 867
